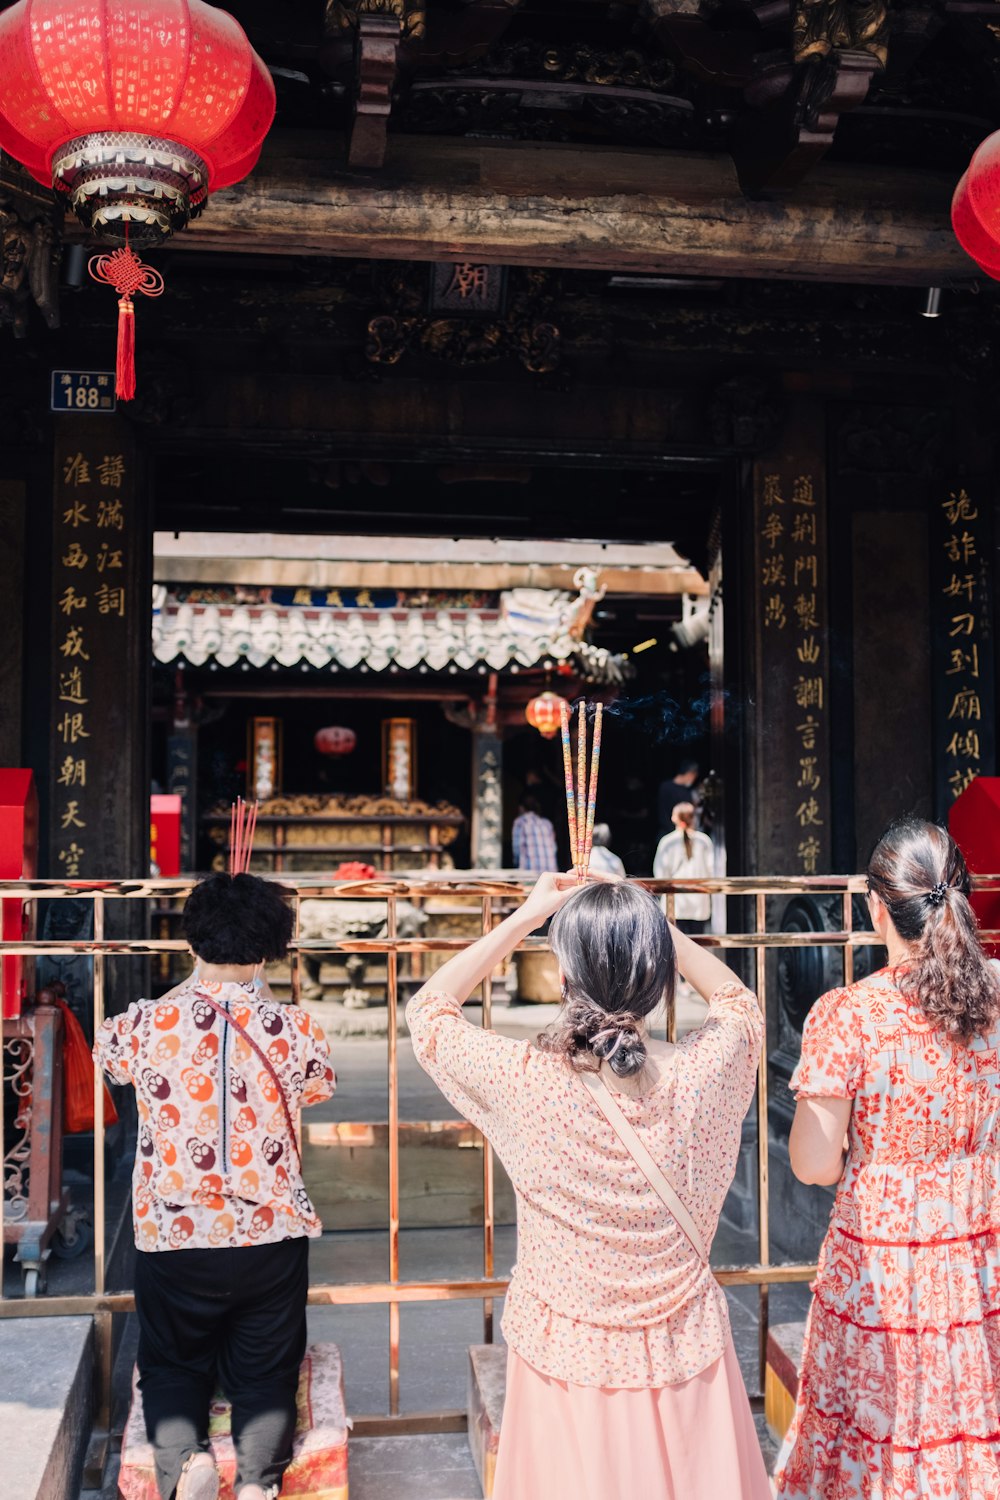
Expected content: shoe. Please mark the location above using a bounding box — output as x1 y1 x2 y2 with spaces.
176 1453 220 1500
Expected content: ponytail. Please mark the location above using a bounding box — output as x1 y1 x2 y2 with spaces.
674 802 696 863
868 818 999 1043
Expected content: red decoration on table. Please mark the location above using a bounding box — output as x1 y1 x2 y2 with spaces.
0 0 275 394
333 862 377 881
525 691 569 740
952 132 1000 278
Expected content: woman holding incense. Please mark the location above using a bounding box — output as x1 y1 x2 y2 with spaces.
774 818 1000 1500
94 872 335 1500
406 872 770 1500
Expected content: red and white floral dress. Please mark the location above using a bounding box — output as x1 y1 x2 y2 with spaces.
774 966 1000 1500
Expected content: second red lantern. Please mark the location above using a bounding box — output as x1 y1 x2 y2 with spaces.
952 131 1000 279
526 692 568 740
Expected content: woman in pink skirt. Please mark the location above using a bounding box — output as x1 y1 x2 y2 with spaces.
406 872 770 1500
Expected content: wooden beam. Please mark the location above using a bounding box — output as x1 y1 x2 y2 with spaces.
145 131 974 285
152 556 709 594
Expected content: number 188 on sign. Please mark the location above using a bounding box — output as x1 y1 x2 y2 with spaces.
51 371 117 414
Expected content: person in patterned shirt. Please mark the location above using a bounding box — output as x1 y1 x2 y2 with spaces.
511 795 559 873
406 871 770 1500
94 873 335 1500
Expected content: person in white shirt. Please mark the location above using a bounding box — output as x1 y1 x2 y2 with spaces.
653 803 714 933
588 824 626 878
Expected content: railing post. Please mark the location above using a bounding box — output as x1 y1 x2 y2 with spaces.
92 892 113 1469
754 892 770 1396
481 894 495 1345
386 890 400 1414
843 889 855 988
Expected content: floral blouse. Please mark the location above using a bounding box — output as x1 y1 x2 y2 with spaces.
406 981 763 1388
94 979 335 1253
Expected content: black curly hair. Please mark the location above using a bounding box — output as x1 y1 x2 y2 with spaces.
182 873 294 966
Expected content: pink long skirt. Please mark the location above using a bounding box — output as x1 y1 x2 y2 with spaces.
493 1336 772 1500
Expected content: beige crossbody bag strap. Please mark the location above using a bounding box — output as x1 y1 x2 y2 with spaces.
580 1070 707 1263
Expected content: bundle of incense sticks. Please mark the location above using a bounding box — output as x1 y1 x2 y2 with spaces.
228 796 259 875
559 699 603 876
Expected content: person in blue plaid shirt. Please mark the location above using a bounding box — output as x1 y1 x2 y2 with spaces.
512 795 559 873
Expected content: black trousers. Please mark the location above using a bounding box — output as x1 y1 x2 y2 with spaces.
135 1238 309 1500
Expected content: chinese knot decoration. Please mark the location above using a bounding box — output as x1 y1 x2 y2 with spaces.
0 0 275 396
88 239 165 399
952 132 1000 278
525 691 569 740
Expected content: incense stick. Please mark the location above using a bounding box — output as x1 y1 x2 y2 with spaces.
583 701 603 874
576 701 587 876
559 699 578 865
228 796 259 875
245 800 258 870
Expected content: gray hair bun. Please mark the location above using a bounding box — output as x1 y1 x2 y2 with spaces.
589 1014 648 1079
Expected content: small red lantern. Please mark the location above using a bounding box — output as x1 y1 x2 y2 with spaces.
314 726 357 757
525 691 568 740
952 133 1000 279
0 0 275 395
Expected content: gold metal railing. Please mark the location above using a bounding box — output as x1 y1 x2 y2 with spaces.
3 873 999 1446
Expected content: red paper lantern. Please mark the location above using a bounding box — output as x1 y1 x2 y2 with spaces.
952 133 1000 279
314 726 357 757
0 0 275 394
525 691 568 740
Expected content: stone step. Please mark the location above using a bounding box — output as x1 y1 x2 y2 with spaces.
118 1342 349 1500
764 1320 805 1444
0 1314 94 1500
467 1345 506 1500
304 1121 517 1232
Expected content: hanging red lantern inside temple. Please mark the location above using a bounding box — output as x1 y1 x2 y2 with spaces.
314 726 358 758
525 691 568 740
952 132 1000 279
0 0 275 396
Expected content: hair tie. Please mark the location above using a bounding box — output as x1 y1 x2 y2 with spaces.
590 1026 627 1062
927 881 949 907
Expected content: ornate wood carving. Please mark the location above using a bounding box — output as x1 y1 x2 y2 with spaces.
395 39 706 147
349 14 400 169
0 154 61 338
366 264 561 373
793 0 889 65
326 0 425 43
737 47 884 192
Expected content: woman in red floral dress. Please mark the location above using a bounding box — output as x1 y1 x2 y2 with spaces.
774 818 1000 1499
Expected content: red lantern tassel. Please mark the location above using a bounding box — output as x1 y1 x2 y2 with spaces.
116 295 136 401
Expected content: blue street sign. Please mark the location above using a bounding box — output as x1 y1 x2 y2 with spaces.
51 370 117 414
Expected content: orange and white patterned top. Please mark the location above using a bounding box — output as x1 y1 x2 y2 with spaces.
94 979 335 1253
406 981 763 1387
